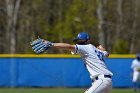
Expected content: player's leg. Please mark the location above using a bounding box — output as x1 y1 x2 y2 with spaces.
84 78 112 93
132 72 140 92
102 78 112 93
137 73 140 92
84 80 102 93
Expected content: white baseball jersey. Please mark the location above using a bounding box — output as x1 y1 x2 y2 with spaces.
131 59 140 82
131 59 140 72
72 44 113 79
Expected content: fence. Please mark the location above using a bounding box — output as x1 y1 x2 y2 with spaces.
0 54 135 88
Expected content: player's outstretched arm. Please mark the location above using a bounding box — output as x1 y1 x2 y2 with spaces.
30 38 75 54
43 40 75 51
53 43 75 51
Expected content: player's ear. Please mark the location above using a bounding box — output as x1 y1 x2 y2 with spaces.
86 39 90 44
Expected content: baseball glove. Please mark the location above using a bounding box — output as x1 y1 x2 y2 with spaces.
30 38 53 54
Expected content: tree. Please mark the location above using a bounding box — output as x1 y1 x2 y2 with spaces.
96 0 108 47
129 0 139 53
5 0 21 53
0 0 140 54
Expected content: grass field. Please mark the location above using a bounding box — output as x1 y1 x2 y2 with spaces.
0 88 137 93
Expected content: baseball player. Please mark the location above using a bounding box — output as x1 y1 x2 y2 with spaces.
131 54 140 92
31 32 113 93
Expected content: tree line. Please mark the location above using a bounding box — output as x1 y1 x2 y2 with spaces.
0 0 140 54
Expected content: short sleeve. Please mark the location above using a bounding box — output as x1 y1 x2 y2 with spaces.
97 48 109 58
102 51 109 58
71 45 78 54
131 60 135 69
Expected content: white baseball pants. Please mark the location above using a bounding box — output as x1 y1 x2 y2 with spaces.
84 75 112 93
132 71 140 82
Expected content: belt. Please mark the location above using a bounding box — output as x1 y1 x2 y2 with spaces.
95 75 112 80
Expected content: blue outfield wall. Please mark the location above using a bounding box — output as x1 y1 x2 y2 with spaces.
0 54 135 87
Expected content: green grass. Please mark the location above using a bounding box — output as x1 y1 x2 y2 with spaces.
0 88 137 93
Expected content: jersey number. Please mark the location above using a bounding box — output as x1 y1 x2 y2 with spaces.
96 50 104 62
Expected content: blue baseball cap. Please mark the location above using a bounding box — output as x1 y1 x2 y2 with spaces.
73 32 90 42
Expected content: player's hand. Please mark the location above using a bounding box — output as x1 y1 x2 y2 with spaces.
30 38 54 54
97 45 105 51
